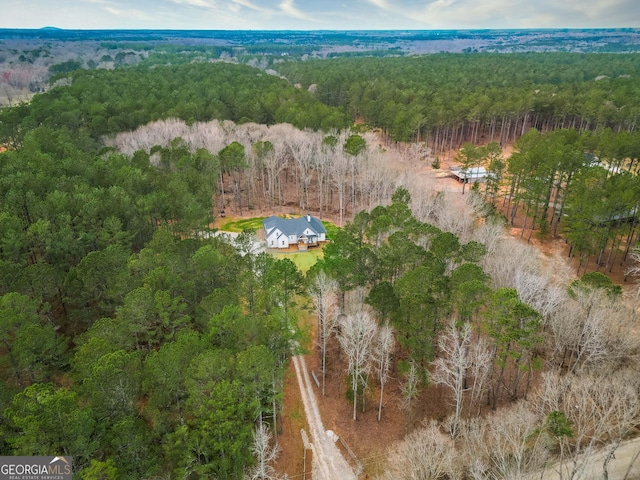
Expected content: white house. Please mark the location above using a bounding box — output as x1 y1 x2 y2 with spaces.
263 215 327 250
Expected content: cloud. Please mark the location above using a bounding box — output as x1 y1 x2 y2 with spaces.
169 0 217 9
279 0 318 22
78 0 157 22
366 0 393 9
2 0 640 30
79 0 111 4
414 0 518 27
357 0 640 28
230 0 270 13
103 5 153 19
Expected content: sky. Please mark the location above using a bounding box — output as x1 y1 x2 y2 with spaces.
2 0 639 30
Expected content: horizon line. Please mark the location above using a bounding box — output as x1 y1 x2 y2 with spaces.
1 26 639 33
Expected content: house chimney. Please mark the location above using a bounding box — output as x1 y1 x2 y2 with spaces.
307 214 311 222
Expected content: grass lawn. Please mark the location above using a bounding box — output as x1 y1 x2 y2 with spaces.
217 216 268 232
274 247 324 273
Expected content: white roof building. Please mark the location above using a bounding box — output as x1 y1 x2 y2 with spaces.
263 215 327 250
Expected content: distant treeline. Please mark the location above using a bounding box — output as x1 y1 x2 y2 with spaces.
0 62 351 147
276 53 640 150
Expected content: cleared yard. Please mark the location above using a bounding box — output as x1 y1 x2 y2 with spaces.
273 248 324 273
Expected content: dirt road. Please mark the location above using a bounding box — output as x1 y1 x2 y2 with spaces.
292 355 357 480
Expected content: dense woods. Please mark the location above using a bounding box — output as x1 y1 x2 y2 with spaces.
0 53 383 478
500 128 640 274
1 32 640 478
318 187 640 479
107 118 396 223
277 53 640 147
1 62 350 147
0 118 308 477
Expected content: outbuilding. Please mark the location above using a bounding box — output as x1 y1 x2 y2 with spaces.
450 165 489 183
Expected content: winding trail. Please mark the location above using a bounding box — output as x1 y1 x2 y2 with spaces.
292 354 357 480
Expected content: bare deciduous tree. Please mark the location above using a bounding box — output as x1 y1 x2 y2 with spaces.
513 270 561 319
624 248 640 298
360 148 398 212
431 320 473 437
235 123 270 211
481 236 540 290
468 337 493 414
600 372 640 480
110 118 192 154
244 422 281 480
309 271 338 396
377 420 460 480
195 120 229 155
400 359 420 426
338 311 378 420
343 287 369 316
330 146 351 226
546 288 640 375
374 324 395 422
472 215 505 257
107 118 403 221
406 175 441 225
430 190 476 241
315 137 334 215
534 370 640 480
282 128 319 211
265 127 291 207
463 401 547 480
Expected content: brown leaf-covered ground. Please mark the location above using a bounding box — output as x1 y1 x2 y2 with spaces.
219 142 638 478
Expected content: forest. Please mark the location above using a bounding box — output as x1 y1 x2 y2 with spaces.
0 31 640 479
277 53 640 144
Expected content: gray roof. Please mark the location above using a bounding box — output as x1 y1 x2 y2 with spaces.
263 215 326 237
450 166 488 178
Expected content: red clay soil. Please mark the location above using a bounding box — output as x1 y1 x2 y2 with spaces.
273 308 425 478
306 341 449 478
498 201 632 286
221 142 636 478
435 143 634 286
273 359 308 478
274 330 542 478
274 337 419 478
